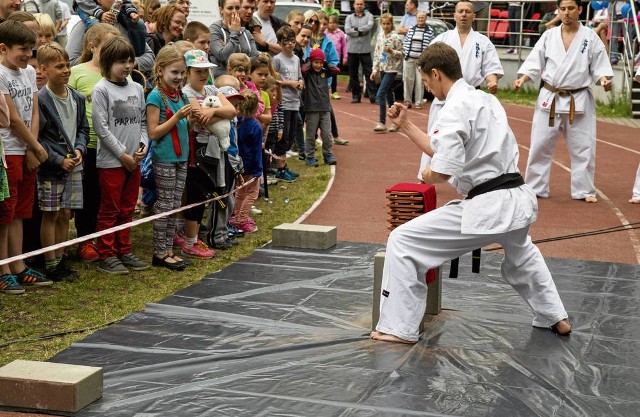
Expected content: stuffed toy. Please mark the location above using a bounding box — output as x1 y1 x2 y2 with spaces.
202 95 231 151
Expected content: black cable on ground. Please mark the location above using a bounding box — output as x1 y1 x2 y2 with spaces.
485 221 640 252
0 319 122 348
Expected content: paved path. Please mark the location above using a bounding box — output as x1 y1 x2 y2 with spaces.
303 86 640 265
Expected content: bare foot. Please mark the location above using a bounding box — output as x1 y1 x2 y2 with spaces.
370 331 417 344
584 196 598 203
551 319 572 336
629 198 640 204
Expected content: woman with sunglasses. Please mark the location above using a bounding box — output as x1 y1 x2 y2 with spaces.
209 0 260 78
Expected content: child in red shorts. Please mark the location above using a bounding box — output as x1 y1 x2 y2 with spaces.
0 21 52 294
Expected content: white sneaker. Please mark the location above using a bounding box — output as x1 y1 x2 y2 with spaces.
388 123 398 132
286 150 298 158
251 206 263 215
374 123 387 132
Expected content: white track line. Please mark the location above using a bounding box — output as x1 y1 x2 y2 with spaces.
518 143 640 264
505 106 640 155
295 165 336 224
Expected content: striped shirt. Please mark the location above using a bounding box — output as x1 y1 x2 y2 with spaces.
402 25 435 60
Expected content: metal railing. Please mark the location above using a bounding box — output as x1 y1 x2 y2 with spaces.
415 0 638 103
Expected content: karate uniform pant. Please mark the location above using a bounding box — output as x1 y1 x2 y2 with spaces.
632 163 640 200
376 202 568 342
525 109 596 199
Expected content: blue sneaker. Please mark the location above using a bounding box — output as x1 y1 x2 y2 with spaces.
323 153 337 165
306 158 319 167
0 274 25 295
276 169 297 182
285 166 300 178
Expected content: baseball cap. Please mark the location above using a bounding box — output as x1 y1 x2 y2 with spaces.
218 86 246 101
184 49 216 68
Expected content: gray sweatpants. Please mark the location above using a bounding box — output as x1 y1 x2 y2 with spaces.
304 111 332 160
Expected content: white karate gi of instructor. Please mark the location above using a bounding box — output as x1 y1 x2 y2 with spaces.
514 0 613 203
371 42 571 344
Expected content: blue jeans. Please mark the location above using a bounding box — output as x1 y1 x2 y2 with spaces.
377 72 396 124
77 7 99 28
78 8 147 56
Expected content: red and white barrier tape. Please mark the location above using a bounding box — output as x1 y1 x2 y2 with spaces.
0 177 257 267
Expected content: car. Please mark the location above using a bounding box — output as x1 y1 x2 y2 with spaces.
273 1 322 22
371 15 449 49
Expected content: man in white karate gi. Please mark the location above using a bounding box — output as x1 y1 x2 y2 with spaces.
513 0 613 203
370 43 571 344
431 0 503 92
417 0 503 179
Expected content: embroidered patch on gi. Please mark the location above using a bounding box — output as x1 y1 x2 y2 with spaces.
382 290 390 297
580 39 589 54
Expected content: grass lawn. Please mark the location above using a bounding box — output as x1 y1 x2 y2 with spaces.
496 86 633 118
0 156 331 366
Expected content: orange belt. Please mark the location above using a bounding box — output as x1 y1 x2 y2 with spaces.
543 82 588 127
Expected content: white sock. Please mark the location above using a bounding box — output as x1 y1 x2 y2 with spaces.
185 237 197 247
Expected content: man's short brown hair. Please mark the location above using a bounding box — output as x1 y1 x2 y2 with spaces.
417 42 463 81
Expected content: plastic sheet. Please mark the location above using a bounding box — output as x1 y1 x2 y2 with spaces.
15 242 640 416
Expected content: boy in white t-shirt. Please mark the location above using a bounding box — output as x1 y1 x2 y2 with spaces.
0 21 52 294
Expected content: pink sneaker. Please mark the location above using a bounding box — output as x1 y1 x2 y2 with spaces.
173 230 186 247
181 240 215 259
236 220 258 233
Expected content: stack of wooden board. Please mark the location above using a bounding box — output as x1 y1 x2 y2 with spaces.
386 191 425 230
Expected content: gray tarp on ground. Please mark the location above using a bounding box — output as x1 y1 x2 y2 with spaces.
14 242 640 416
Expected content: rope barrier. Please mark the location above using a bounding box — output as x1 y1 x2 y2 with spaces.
0 176 257 267
485 221 640 252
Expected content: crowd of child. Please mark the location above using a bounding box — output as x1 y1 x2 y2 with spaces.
0 7 342 294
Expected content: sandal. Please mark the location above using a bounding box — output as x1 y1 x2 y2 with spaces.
152 254 186 271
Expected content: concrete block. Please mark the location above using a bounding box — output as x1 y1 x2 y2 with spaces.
0 360 103 413
371 252 441 332
272 223 337 250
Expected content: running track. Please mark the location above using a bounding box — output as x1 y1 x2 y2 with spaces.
302 90 640 265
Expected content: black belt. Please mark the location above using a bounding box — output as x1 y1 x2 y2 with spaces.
449 173 525 278
466 173 524 200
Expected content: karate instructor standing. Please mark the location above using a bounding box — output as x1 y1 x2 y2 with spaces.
371 43 571 344
514 0 612 203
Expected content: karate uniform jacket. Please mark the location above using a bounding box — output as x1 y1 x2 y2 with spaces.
429 79 537 235
517 23 613 115
431 28 503 88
